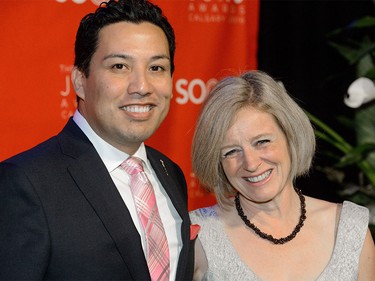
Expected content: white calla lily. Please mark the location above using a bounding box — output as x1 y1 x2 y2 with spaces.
345 77 375 108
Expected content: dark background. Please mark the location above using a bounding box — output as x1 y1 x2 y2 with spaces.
257 0 375 201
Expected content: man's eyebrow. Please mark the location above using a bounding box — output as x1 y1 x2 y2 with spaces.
151 55 170 61
103 54 130 61
103 53 170 61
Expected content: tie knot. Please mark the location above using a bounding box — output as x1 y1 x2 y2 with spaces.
121 156 144 175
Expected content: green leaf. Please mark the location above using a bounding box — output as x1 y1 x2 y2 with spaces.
351 16 375 29
328 42 361 63
328 40 375 65
328 16 375 37
335 143 375 168
364 67 375 79
335 115 355 129
355 106 375 169
305 111 353 153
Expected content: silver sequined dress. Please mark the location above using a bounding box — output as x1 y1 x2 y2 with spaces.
189 201 369 281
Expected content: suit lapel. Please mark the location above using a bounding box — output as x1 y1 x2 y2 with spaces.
58 120 151 281
147 154 188 219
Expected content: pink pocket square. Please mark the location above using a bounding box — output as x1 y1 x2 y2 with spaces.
190 224 201 240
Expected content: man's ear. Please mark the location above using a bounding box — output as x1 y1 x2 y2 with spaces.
71 67 85 100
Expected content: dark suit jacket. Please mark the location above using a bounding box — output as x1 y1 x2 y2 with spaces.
0 118 194 280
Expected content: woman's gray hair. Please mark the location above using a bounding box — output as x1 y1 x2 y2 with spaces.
191 70 316 207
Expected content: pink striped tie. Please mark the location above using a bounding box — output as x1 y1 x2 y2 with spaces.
121 157 170 281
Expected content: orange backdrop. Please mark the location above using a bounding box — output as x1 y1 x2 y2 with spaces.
0 0 259 210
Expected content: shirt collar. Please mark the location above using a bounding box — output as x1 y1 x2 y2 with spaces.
72 110 150 173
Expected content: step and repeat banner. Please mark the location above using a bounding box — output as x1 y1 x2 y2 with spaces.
0 0 259 210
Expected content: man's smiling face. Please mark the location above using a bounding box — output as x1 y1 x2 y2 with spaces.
73 21 172 154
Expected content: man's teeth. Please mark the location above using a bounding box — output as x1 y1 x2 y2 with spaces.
246 170 271 183
123 105 151 113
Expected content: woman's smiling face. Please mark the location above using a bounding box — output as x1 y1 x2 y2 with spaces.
220 106 292 203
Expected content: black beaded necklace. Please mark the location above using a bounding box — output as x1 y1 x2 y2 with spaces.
234 187 306 245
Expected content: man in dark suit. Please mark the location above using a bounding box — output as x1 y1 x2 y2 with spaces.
0 0 195 280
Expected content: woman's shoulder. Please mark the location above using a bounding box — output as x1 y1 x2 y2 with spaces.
340 200 369 225
305 196 369 234
342 200 369 213
305 196 338 217
306 196 369 220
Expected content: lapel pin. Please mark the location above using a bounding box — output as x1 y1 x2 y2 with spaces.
159 159 169 176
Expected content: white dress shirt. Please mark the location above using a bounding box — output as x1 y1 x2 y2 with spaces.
73 110 182 281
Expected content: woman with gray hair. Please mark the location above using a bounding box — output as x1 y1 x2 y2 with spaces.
190 70 374 281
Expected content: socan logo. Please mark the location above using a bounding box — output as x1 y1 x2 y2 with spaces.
175 78 217 105
187 0 246 24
